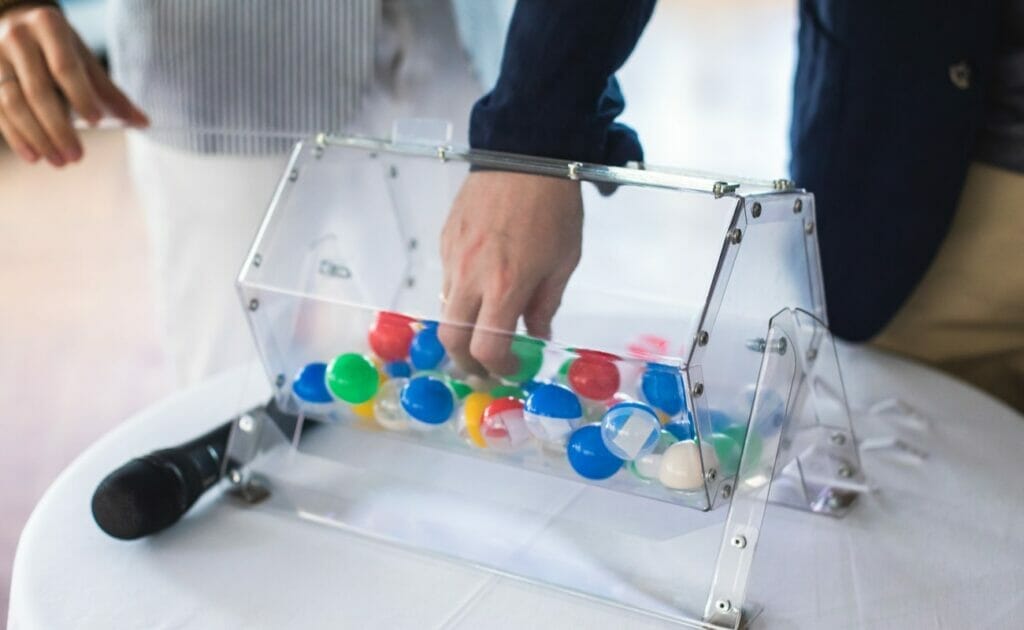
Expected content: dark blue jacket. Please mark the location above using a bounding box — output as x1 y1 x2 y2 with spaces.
469 0 1000 341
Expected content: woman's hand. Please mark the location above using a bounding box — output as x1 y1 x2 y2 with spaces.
439 171 583 376
0 4 147 166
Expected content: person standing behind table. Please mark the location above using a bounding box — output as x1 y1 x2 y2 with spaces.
0 0 488 387
439 0 1024 413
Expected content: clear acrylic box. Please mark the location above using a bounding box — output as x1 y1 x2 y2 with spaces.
225 124 866 628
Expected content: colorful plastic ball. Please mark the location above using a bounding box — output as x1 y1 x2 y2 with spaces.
557 358 573 382
521 380 545 396
481 397 531 451
326 353 379 404
600 401 661 461
710 433 743 476
640 363 686 416
568 350 621 401
410 323 447 370
368 311 416 362
457 392 493 448
384 361 412 379
628 430 681 481
507 335 545 383
400 375 455 426
664 420 695 442
658 440 719 491
373 378 410 431
351 399 376 420
292 362 333 404
567 425 623 480
490 384 525 400
524 383 583 444
448 379 473 400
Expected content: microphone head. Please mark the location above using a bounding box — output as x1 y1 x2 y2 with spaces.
91 457 188 540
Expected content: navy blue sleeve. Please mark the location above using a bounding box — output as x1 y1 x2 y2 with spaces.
469 0 656 165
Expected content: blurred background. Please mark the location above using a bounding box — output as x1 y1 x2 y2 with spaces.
0 0 795 622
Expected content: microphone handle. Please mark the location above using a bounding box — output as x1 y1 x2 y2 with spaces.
92 399 305 539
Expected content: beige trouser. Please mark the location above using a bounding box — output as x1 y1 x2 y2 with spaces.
873 162 1024 413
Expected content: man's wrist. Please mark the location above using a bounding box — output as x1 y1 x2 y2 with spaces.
0 0 60 17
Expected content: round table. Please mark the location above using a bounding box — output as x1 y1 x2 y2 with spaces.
9 346 1024 629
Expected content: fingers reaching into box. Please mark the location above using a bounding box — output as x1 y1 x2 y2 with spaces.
439 171 583 377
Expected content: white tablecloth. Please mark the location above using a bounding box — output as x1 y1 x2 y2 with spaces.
9 345 1024 629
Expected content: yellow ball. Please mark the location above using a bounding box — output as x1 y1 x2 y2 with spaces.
351 399 376 420
462 392 493 448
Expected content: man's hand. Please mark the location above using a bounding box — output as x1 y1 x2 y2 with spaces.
0 4 147 166
439 171 583 376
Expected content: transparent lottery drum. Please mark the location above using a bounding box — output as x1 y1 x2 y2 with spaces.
226 126 866 629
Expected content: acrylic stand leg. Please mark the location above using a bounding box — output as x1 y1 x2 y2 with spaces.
703 308 867 628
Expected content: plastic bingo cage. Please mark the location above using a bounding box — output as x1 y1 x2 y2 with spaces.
225 120 868 628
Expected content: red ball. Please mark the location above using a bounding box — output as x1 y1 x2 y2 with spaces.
567 350 621 401
368 311 416 362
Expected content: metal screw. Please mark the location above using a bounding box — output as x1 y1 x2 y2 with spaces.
248 298 259 312
389 165 398 178
228 468 242 485
773 178 795 191
252 254 262 268
567 162 582 180
288 169 298 182
805 220 815 234
712 181 738 197
275 374 286 388
697 330 709 346
436 146 448 162
728 228 743 244
838 465 854 478
721 484 733 499
830 433 847 446
751 202 762 218
731 535 747 549
239 414 255 433
793 198 803 214
716 600 731 613
693 382 704 398
705 468 718 482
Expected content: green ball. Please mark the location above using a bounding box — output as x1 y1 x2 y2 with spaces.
326 353 379 404
557 358 573 381
708 428 763 477
449 379 473 400
508 335 545 383
490 384 525 400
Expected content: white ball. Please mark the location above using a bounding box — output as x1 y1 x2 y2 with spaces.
373 378 410 431
658 440 719 491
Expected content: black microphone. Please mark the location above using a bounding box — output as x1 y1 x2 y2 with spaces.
91 399 301 540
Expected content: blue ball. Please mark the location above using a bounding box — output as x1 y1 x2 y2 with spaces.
641 363 686 416
293 362 332 403
664 419 695 442
600 401 661 460
525 383 583 419
384 361 412 378
410 325 447 370
521 379 545 395
567 425 623 480
400 376 454 424
709 409 736 434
